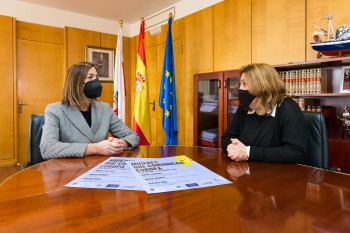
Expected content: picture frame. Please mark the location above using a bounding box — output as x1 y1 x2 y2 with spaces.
340 66 350 93
86 46 114 82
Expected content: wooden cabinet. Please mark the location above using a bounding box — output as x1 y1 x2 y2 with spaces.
274 57 350 173
193 70 240 148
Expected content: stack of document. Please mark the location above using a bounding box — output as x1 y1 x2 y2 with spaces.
65 156 232 194
200 128 218 141
200 102 218 112
228 106 239 113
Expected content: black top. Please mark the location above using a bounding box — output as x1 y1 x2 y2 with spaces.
221 98 307 164
80 107 92 127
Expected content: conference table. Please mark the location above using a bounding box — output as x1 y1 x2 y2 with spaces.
1 146 350 232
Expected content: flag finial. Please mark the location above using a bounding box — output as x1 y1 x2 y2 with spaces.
168 13 173 19
119 20 123 28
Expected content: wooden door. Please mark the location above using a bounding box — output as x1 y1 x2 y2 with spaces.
17 22 63 163
145 46 158 145
0 16 16 166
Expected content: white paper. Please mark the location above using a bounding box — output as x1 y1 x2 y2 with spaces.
126 155 232 194
64 157 143 190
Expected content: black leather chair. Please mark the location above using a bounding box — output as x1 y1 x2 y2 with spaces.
28 114 46 166
303 112 329 169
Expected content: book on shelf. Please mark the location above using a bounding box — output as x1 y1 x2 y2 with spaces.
200 102 218 112
200 128 218 141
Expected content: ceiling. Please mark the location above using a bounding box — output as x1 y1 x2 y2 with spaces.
17 0 182 24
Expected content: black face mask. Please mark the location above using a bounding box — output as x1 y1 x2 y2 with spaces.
238 89 256 108
83 79 102 99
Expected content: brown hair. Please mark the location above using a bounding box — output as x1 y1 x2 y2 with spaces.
240 63 287 115
61 62 96 106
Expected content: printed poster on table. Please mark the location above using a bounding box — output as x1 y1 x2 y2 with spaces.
126 155 232 194
65 157 143 190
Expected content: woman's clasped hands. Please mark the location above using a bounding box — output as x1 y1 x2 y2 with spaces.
86 137 128 156
227 138 249 161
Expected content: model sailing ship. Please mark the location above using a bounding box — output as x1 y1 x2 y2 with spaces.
337 105 350 137
310 14 350 57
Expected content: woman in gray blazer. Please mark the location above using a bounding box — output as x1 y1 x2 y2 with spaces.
40 62 140 159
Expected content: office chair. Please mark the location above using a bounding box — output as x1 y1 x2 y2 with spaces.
28 114 46 166
303 112 329 169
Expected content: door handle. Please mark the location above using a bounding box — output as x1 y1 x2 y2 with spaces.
150 100 155 111
18 100 28 113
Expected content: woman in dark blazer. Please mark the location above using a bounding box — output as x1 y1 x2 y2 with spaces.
40 62 140 159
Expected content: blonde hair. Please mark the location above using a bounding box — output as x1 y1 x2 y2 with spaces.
61 62 95 107
240 63 287 115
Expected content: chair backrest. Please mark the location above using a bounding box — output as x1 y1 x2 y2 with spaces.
28 114 45 166
303 112 329 169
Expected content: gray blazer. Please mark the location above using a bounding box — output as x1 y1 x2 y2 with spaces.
40 100 140 159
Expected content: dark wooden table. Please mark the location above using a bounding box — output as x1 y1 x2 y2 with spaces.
1 146 349 232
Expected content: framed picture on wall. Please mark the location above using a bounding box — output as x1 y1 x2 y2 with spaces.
340 66 350 93
86 46 114 82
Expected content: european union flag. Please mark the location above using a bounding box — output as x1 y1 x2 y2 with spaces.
159 17 178 145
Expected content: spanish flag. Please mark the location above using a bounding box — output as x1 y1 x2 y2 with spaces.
133 18 151 145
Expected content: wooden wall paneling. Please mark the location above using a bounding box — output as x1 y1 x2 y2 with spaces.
183 7 214 145
252 0 305 64
183 7 214 74
306 0 350 61
17 21 62 44
65 27 100 68
17 22 63 163
0 16 16 166
213 0 252 71
99 33 117 112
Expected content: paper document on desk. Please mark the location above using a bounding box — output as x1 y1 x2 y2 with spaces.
64 157 143 190
126 155 232 194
